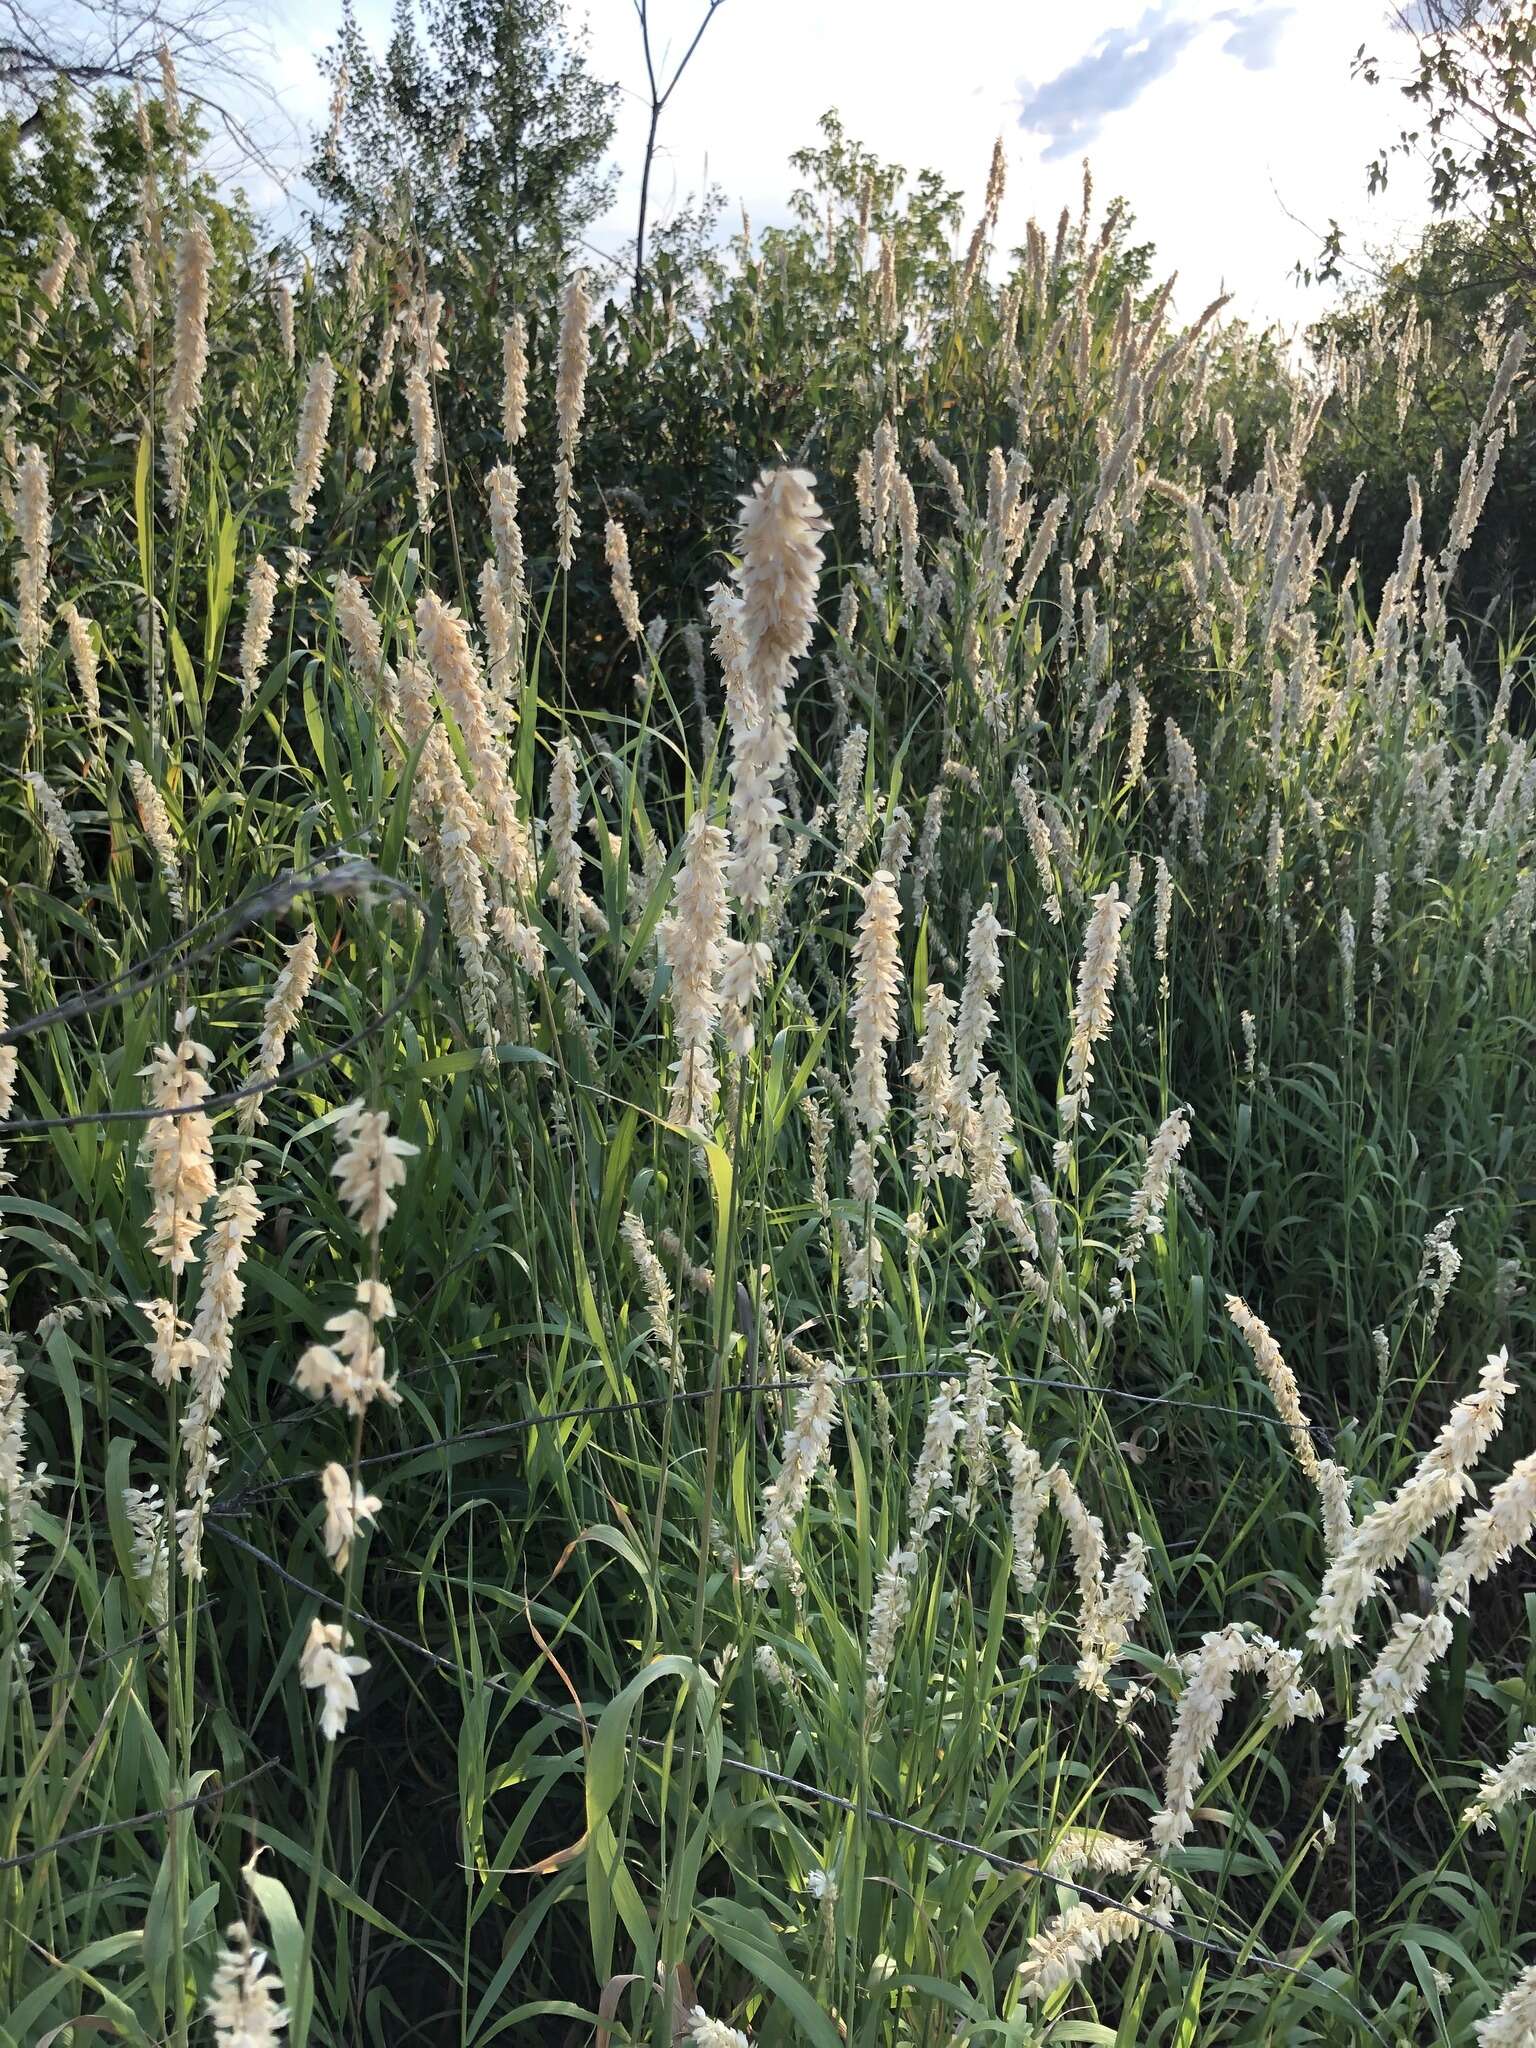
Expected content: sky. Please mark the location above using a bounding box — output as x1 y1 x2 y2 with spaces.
252 0 1436 332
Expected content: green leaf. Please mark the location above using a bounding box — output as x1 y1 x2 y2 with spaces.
585 1655 715 1981
248 1866 307 2026
205 498 238 677
598 1105 639 1245
133 428 152 596
249 1822 412 1944
170 626 200 733
695 1900 843 2048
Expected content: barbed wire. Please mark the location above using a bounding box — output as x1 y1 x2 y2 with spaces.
0 819 1364 2033
0 1523 1392 2031
0 1761 277 1877
205 1361 1313 1519
197 1523 1389 2047
677 1751 1389 2044
4 847 365 1043
1 843 1327 1531
16 1600 213 1701
0 853 441 1136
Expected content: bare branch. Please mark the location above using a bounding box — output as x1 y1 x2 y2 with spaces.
631 0 727 299
2 0 293 184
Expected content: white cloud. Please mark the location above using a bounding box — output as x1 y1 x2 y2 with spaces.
1017 5 1206 161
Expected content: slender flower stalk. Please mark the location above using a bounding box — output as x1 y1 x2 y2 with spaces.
1153 856 1173 996
157 37 181 136
1339 906 1357 1013
831 724 869 870
164 217 213 510
895 472 921 604
1017 1902 1147 2002
959 1342 997 1515
1466 1725 1536 1833
1417 1213 1461 1338
178 1166 262 1576
1342 1447 1536 1791
319 1462 381 1574
58 603 101 746
718 936 771 1056
657 814 730 1129
863 1539 918 1719
953 898 1005 1099
620 1209 676 1358
123 1480 170 1623
487 463 527 623
501 314 528 446
1479 1963 1536 2048
1227 1294 1353 1557
16 222 76 371
1047 1466 1149 1697
294 1280 400 1416
1309 1348 1514 1650
416 591 536 895
1012 767 1062 924
290 354 337 528
139 1297 206 1387
299 1618 370 1739
126 759 185 917
25 774 86 889
865 1381 962 1711
1120 1106 1191 1266
606 517 642 639
344 236 367 313
427 741 497 1057
124 234 151 336
205 1920 289 2045
743 1349 842 1592
405 366 438 528
0 1340 46 1593
546 734 603 943
959 1069 1041 1268
553 271 591 569
478 560 514 718
908 984 963 1185
1151 1623 1322 1849
273 278 295 365
727 468 826 905
334 571 399 724
329 1100 416 1238
840 1138 883 1305
849 869 902 1137
15 442 50 671
238 924 320 1133
138 1010 217 1275
238 556 279 708
1057 884 1130 1144
1040 1828 1148 1882
1002 1426 1049 1597
1164 718 1206 862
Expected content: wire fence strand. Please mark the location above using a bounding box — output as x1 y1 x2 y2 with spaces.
0 854 441 1136
194 1521 1389 2046
204 1362 1319 1518
1 842 1374 2039
0 1762 277 1877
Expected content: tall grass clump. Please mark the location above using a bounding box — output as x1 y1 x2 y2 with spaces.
3 76 1536 2048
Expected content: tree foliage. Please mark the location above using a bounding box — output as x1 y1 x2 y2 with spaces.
1318 2 1536 308
309 0 617 290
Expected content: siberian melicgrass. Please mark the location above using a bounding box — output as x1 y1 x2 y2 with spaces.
4 87 1536 2048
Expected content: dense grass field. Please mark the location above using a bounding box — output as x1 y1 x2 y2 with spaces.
5 82 1536 2048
